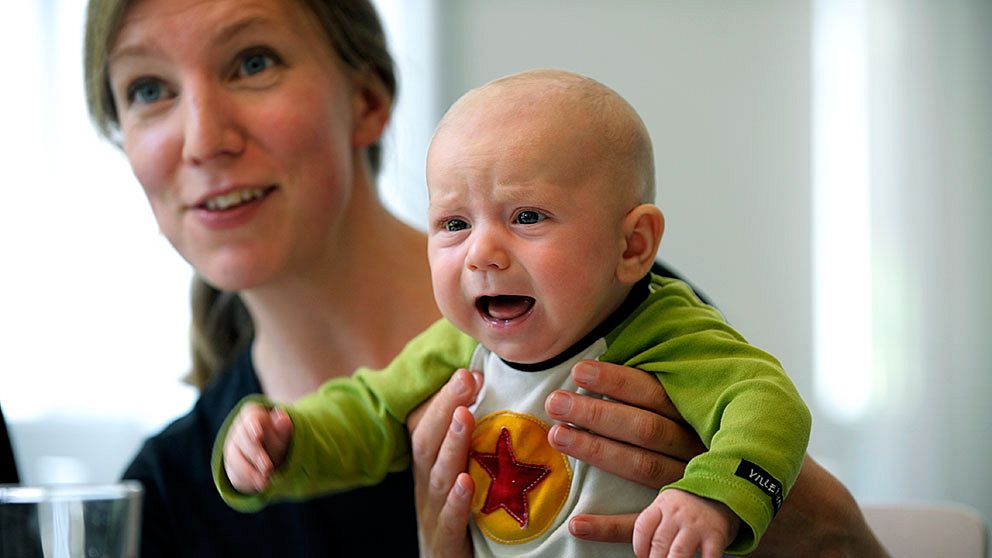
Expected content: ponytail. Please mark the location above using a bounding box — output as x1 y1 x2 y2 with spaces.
186 276 254 389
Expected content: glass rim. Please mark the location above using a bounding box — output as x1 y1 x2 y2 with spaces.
0 481 143 504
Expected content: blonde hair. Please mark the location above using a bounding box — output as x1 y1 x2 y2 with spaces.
83 0 397 389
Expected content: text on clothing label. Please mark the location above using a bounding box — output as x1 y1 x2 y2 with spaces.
734 459 783 514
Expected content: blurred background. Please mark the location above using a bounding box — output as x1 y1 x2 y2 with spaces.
2 0 989 534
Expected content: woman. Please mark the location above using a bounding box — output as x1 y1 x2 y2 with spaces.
83 0 887 556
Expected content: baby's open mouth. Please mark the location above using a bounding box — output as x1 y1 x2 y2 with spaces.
476 295 535 321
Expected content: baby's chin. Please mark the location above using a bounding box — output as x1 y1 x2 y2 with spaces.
479 337 561 366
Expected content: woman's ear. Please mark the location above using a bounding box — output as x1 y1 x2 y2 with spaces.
616 204 665 284
351 74 392 148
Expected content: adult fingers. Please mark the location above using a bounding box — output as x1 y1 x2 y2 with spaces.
548 422 687 489
572 360 682 420
546 390 704 463
569 512 637 544
429 407 475 495
411 369 482 474
413 399 477 558
423 473 475 558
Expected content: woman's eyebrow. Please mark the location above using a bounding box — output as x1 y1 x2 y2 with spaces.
212 15 280 48
110 14 277 64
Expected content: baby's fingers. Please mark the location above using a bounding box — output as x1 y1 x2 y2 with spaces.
236 406 277 468
700 536 725 558
632 505 663 558
263 408 293 469
225 405 279 489
667 529 708 558
223 435 270 493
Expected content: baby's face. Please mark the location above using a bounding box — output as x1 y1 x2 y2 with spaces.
426 91 633 364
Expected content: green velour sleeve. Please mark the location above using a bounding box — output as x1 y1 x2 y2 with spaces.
600 276 812 555
212 318 478 512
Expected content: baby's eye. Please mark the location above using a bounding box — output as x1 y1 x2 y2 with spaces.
514 210 546 225
443 218 470 232
238 49 278 77
127 78 164 104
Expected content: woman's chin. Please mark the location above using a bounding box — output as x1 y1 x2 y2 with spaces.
195 263 275 293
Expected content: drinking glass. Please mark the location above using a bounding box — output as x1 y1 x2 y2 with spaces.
0 482 142 558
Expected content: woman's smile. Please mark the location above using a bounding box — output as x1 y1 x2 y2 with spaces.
188 185 279 231
196 185 278 211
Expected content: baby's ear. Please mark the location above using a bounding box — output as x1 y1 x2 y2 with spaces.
616 204 664 284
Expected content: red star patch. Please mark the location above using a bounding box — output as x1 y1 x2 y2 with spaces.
470 427 551 527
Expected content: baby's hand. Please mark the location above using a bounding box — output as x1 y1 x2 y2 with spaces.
222 403 293 494
633 488 739 558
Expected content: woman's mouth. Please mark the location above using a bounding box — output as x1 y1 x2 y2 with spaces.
200 186 277 211
476 295 535 321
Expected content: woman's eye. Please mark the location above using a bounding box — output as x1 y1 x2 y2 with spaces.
443 219 469 232
128 79 164 104
239 51 277 77
514 210 546 225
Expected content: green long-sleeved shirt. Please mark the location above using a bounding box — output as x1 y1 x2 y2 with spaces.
213 275 811 554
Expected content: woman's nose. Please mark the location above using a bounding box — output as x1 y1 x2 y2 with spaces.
180 83 245 164
465 230 510 271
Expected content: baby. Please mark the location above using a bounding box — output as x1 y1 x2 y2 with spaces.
214 69 811 557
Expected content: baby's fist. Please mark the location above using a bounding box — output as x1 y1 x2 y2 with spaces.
223 403 293 494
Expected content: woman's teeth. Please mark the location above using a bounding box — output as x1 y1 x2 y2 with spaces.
202 188 268 211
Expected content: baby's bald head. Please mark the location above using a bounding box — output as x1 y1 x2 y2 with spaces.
432 69 656 209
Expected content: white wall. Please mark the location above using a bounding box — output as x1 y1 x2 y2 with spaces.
432 0 992 528
437 0 814 395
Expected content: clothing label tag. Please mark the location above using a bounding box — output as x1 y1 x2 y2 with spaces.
734 459 783 515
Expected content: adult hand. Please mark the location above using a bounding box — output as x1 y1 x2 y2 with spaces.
407 369 483 558
544 360 706 543
550 361 890 557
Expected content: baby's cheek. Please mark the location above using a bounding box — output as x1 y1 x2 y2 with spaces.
433 275 465 321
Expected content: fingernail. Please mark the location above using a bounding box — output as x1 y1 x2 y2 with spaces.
546 392 572 416
573 361 597 385
455 475 469 497
451 413 464 434
552 425 575 447
452 377 468 397
570 518 591 536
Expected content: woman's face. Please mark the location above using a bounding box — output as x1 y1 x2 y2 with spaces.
108 0 384 290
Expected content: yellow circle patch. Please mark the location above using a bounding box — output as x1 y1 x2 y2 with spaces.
468 411 572 545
